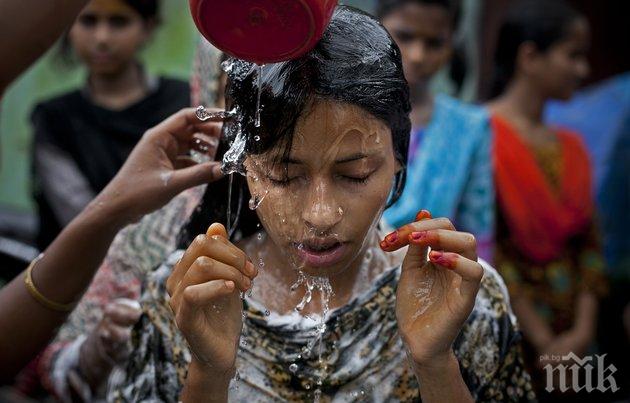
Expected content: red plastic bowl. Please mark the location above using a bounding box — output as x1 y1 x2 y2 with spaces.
189 0 337 64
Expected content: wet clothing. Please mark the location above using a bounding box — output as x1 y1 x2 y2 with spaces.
109 254 535 402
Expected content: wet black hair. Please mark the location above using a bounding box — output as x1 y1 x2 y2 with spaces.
177 6 411 247
57 0 160 65
491 0 582 97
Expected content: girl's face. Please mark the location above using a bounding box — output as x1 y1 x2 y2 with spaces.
528 18 591 100
69 0 151 76
245 100 398 277
382 3 453 90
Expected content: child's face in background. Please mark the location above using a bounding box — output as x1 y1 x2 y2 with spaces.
69 0 151 76
381 3 453 91
528 18 591 101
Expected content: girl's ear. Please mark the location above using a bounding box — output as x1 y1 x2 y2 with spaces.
515 41 541 78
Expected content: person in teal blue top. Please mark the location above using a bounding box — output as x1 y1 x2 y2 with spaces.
377 0 494 261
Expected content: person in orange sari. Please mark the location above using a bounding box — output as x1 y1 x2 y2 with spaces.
487 0 607 399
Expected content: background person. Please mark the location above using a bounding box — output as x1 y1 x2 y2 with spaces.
487 0 608 397
377 0 495 262
31 0 190 249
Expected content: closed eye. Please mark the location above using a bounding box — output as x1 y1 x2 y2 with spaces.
338 172 373 185
267 176 299 187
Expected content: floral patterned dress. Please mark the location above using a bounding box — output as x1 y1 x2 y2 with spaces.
109 250 535 402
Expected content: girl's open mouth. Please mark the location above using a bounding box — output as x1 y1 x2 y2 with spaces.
294 239 348 267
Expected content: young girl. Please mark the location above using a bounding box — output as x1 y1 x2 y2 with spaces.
376 0 495 262
488 0 607 397
31 0 189 249
109 8 534 402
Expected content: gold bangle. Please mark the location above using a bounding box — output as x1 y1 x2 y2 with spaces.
24 254 75 312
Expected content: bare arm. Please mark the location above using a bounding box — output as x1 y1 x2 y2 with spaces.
413 352 474 403
0 197 129 381
181 361 232 403
0 0 88 93
0 108 224 381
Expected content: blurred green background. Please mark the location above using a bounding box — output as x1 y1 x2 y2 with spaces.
0 0 375 215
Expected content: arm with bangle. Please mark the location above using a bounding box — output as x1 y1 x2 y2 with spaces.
0 108 225 381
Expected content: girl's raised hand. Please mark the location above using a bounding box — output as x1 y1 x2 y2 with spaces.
166 223 257 375
381 211 483 368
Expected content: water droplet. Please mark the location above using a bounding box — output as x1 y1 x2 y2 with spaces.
338 206 344 215
160 171 172 187
248 191 267 210
254 135 261 141
258 257 265 268
227 174 234 235
364 248 373 262
264 309 270 316
221 60 232 73
246 280 254 297
230 369 241 391
190 149 211 164
289 363 298 373
254 64 264 127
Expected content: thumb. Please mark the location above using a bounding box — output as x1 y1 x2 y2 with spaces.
206 222 228 238
402 239 429 273
170 162 223 192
